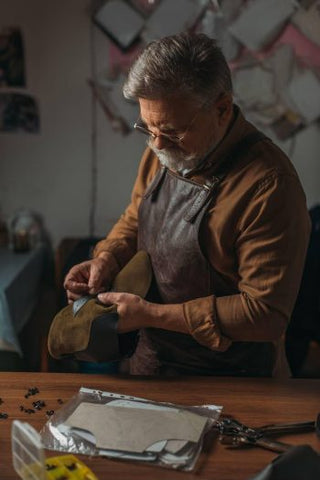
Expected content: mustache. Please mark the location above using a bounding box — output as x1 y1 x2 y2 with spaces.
149 141 202 173
147 139 180 154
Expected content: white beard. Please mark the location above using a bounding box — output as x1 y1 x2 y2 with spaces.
149 141 203 173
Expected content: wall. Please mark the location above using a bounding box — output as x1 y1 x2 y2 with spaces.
0 0 145 248
1 0 319 250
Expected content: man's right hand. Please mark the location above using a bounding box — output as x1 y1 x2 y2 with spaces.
64 257 111 303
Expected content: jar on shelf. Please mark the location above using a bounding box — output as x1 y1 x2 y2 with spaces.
10 209 44 252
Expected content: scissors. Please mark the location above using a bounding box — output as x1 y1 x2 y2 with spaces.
217 413 320 453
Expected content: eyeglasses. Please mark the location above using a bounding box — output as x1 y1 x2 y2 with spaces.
133 101 209 145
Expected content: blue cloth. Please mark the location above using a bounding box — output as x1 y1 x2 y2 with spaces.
0 245 46 354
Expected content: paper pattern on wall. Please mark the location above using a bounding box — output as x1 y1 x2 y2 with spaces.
199 9 241 61
229 0 297 51
292 0 320 47
93 0 145 50
0 93 40 133
277 24 320 68
142 0 208 42
0 27 25 87
91 0 320 145
286 69 320 123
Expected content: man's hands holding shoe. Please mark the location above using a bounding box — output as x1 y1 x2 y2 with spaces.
63 249 188 335
50 251 189 362
64 253 119 303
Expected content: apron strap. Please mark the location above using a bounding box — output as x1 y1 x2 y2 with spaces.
143 166 167 201
184 177 220 223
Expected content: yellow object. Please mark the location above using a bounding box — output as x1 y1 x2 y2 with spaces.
45 454 98 480
11 421 99 480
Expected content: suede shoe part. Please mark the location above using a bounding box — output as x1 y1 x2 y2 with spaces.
48 251 152 360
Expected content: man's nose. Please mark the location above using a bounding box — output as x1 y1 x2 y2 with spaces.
152 133 168 150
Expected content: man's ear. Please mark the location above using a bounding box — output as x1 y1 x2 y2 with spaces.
216 94 233 125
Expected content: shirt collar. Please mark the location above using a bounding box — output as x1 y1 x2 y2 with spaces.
184 105 256 178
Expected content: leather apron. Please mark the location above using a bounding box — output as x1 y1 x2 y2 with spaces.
137 132 275 376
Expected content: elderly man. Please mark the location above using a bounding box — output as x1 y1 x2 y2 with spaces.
64 32 310 376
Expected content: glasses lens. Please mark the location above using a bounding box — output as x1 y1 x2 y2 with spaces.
133 122 182 144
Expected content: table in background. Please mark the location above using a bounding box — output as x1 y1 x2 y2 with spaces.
0 373 319 480
0 246 55 370
0 246 47 351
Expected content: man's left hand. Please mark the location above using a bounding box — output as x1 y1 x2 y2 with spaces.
97 291 188 335
97 292 152 333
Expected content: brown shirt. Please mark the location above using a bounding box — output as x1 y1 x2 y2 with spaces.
94 107 311 351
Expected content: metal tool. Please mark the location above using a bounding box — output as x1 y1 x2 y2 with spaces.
217 415 318 453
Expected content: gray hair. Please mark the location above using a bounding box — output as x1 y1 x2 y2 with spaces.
123 32 233 104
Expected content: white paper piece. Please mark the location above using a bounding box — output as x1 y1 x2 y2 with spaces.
229 0 297 50
142 0 207 42
246 104 286 127
165 439 189 454
264 44 295 95
107 75 139 127
220 0 245 22
65 402 208 453
94 0 145 49
160 447 195 466
58 424 159 461
199 10 241 61
286 69 320 123
72 428 165 452
292 0 320 47
107 399 188 453
233 65 276 110
93 75 139 128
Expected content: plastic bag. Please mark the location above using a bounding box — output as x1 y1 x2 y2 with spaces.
40 387 222 471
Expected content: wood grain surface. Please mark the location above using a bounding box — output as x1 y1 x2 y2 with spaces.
0 373 319 479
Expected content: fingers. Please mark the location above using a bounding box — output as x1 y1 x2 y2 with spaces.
88 269 102 291
66 287 104 304
63 258 111 302
64 259 104 297
88 286 106 296
97 291 121 305
65 262 90 282
66 290 84 304
96 292 148 333
64 279 89 304
64 280 89 293
97 291 136 305
88 258 110 293
63 262 90 291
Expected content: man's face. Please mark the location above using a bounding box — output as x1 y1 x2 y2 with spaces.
138 95 232 172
